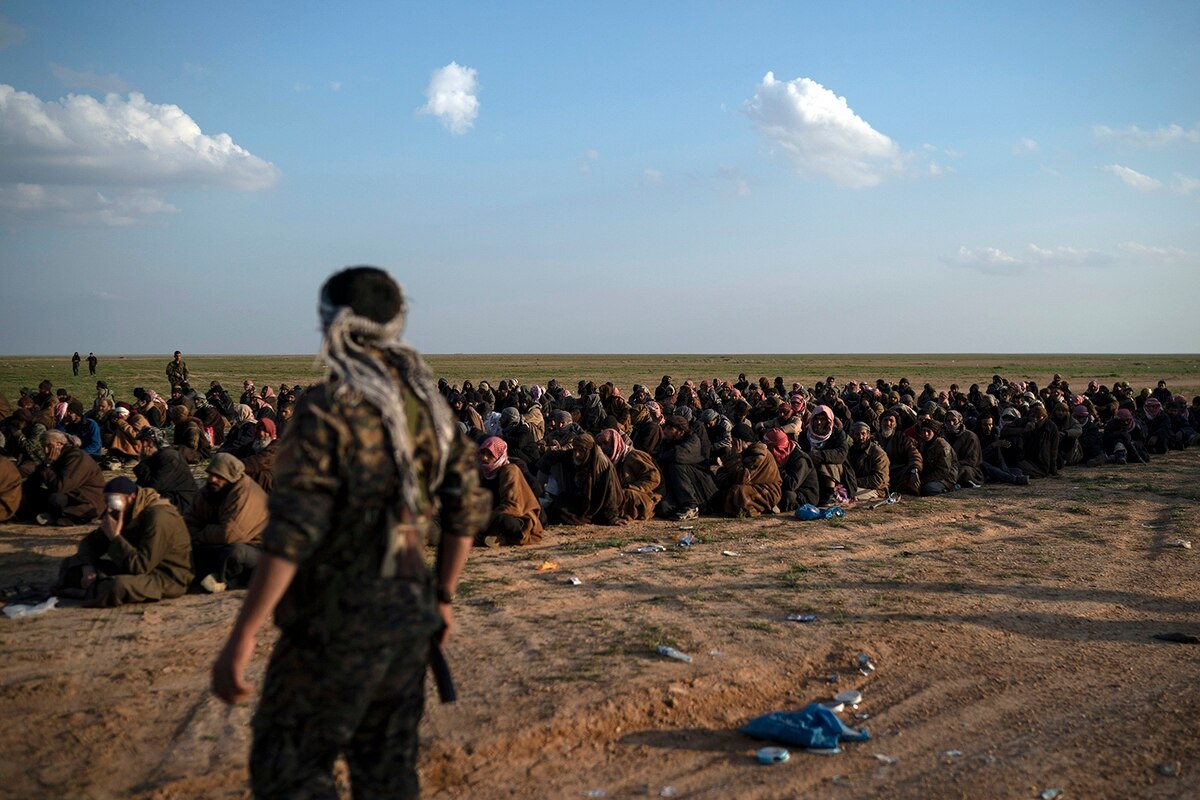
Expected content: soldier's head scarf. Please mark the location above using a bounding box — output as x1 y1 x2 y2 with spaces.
318 267 457 520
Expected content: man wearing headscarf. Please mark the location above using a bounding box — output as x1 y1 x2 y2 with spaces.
218 403 258 459
241 418 279 493
212 266 490 799
170 403 212 464
476 437 544 545
799 405 851 505
917 419 959 495
1103 407 1149 464
597 428 662 520
500 406 541 465
943 411 984 487
631 401 665 454
763 426 819 511
715 424 781 517
557 432 625 525
1140 397 1172 455
879 410 923 495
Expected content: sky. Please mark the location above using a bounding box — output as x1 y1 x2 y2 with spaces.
1 1 1198 355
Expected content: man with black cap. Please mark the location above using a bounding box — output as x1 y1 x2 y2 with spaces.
211 266 489 799
58 399 103 458
54 475 193 607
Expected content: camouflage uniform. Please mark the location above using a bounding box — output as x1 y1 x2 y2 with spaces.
250 365 488 799
166 358 188 387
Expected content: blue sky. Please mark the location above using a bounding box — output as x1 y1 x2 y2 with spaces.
1 1 1197 355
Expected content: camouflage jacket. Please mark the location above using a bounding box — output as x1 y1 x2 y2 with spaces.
265 372 489 639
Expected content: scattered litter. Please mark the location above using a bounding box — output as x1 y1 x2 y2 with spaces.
678 525 695 531
535 561 559 572
827 673 840 683
2 596 58 619
627 544 667 554
584 790 607 799
795 504 846 521
1157 761 1181 777
657 646 693 663
868 492 901 510
834 690 862 706
708 650 724 657
740 704 870 750
660 787 678 798
677 532 702 547
858 653 876 674
756 746 790 764
943 749 963 758
1153 632 1200 644
1039 790 1063 800
820 700 845 713
564 576 582 586
873 754 897 765
854 712 871 720
1169 539 1192 550
787 613 819 623
824 544 847 550
807 747 843 756
721 550 741 557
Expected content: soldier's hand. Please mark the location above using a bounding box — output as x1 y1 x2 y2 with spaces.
212 633 256 704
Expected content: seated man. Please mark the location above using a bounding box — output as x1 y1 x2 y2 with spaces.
556 433 625 525
105 406 149 466
879 410 923 494
847 422 890 501
0 456 21 521
943 411 983 488
917 420 959 496
218 404 258 459
3 408 46 477
597 428 662 520
655 415 717 521
20 430 105 525
169 404 211 464
58 400 103 458
186 453 269 592
715 424 781 517
500 406 541 466
54 476 193 607
763 426 819 511
699 408 734 466
476 437 544 546
133 427 197 514
799 405 851 505
240 418 278 492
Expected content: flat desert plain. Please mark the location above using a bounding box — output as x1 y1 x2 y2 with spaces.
1 354 1198 799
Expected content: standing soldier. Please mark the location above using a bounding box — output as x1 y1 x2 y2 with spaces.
212 266 489 799
71 352 81 376
87 352 98 376
166 351 188 387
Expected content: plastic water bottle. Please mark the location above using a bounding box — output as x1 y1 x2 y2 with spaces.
657 646 693 663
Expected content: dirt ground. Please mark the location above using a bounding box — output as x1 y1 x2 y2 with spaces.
2 450 1198 800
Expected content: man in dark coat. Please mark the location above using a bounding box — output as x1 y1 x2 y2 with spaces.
655 415 716 521
133 427 198 514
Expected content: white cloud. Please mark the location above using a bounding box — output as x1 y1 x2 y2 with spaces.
947 241 1190 273
50 63 130 94
1094 123 1200 147
1102 163 1163 192
418 62 479 135
0 15 25 51
0 83 279 225
1014 137 1039 154
1173 174 1200 195
744 72 914 188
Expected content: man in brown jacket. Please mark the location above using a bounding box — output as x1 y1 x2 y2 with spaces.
848 422 890 501
20 430 105 525
55 476 193 607
0 456 21 521
186 453 268 592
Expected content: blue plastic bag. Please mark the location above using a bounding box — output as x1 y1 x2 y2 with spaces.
793 504 846 521
740 703 870 749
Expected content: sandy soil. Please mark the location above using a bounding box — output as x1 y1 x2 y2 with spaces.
2 450 1198 800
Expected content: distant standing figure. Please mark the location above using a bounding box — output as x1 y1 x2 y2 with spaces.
71 352 81 376
87 352 98 376
166 351 189 388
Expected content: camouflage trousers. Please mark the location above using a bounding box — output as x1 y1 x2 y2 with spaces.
251 610 437 799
